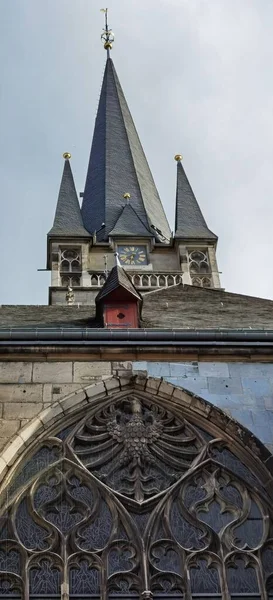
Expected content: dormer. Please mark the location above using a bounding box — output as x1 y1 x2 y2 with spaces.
96 265 142 328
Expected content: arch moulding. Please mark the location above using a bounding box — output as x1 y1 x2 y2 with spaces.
0 374 273 493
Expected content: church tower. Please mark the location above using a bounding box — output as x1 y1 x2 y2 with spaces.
47 12 220 305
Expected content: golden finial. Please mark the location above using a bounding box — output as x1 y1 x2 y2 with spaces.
63 152 71 160
174 154 183 162
123 192 131 200
100 8 114 54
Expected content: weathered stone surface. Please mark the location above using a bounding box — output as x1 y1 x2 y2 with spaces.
40 403 64 426
73 362 111 383
52 384 83 401
62 390 87 413
19 419 43 442
0 384 43 403
4 402 43 420
104 378 120 393
42 384 52 403
1 436 25 466
172 387 192 405
198 362 229 378
85 382 106 401
158 380 174 398
0 420 20 439
208 377 243 395
145 378 161 393
33 363 73 383
0 362 32 384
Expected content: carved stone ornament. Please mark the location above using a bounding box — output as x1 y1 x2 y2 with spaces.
69 395 204 503
0 391 272 600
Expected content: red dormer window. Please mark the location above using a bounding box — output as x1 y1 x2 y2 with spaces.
96 266 141 329
104 302 138 328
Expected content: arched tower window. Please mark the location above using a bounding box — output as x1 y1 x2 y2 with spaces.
0 392 272 599
60 249 82 288
189 250 212 288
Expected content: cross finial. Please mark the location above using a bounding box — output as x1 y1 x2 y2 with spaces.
100 8 114 57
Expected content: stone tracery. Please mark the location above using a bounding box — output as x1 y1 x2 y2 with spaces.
0 391 272 600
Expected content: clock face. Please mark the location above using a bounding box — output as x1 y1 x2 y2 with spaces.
118 245 148 266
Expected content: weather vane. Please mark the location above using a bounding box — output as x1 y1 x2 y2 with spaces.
100 8 114 56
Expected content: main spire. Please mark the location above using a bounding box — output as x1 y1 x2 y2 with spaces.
81 10 171 243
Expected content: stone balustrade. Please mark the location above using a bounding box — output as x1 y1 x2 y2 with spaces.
89 271 213 289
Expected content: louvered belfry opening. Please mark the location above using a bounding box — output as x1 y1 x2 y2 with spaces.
0 391 272 600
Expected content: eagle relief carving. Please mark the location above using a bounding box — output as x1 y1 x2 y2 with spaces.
69 395 203 502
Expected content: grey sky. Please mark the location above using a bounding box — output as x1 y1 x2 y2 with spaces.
1 0 273 305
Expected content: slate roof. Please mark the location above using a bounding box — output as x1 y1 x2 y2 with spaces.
175 160 217 240
81 58 171 242
109 203 153 237
0 306 99 329
96 265 141 303
48 158 90 237
1 284 273 330
142 284 273 329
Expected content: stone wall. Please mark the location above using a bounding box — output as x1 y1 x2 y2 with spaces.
133 361 273 452
0 360 131 453
0 359 273 455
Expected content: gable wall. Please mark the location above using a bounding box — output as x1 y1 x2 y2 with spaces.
0 359 272 457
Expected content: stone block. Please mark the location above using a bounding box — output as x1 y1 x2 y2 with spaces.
191 396 211 417
4 402 43 420
19 419 43 442
104 378 120 393
0 384 43 403
198 362 229 378
119 377 133 389
172 387 192 405
1 436 25 466
158 380 174 398
265 397 273 409
73 362 111 383
134 375 147 390
252 410 273 425
0 420 20 439
33 363 73 383
146 363 171 377
132 361 148 373
208 377 242 395
229 408 253 430
252 424 273 444
145 378 161 393
242 378 271 398
0 362 32 383
229 363 273 378
169 362 198 377
43 384 52 404
112 361 132 372
62 391 88 414
40 403 64 426
168 377 208 395
52 384 83 400
85 382 106 401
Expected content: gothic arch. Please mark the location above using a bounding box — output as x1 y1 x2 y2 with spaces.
0 377 273 599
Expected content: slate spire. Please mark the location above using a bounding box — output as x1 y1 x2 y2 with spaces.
48 154 89 237
174 156 217 240
81 58 171 242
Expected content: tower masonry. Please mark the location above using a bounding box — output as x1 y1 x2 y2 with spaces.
47 18 220 306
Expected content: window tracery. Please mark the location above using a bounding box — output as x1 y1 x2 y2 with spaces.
0 392 272 600
189 251 212 288
60 249 81 287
